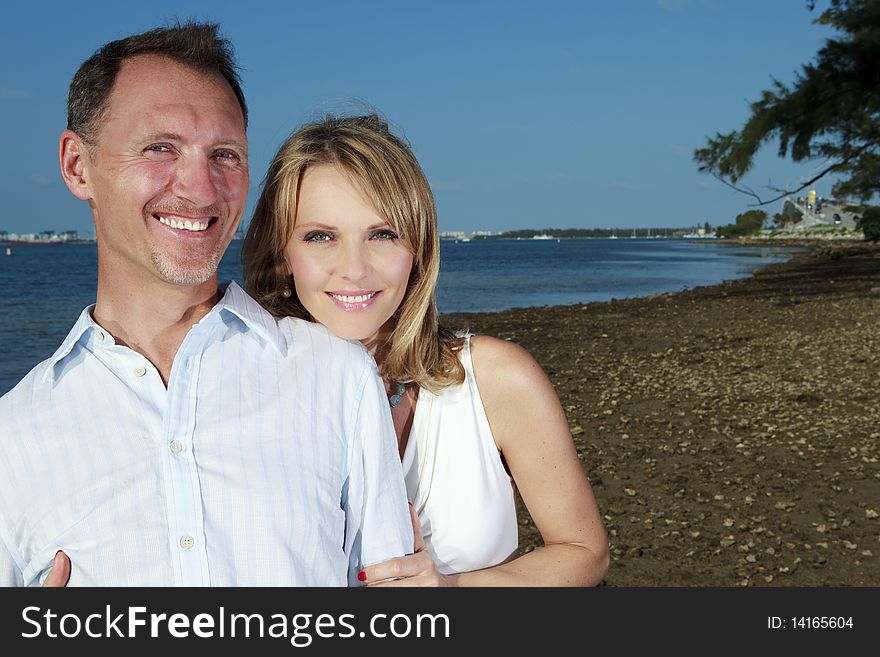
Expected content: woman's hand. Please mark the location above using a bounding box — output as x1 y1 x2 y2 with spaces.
42 551 70 587
360 504 455 587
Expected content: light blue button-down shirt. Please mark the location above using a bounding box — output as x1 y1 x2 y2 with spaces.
0 282 412 586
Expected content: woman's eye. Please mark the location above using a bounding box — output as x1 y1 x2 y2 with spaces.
371 229 399 240
303 231 332 242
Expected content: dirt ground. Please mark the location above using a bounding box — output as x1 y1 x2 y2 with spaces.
442 240 880 586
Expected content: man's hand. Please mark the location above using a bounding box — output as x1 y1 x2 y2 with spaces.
42 551 70 587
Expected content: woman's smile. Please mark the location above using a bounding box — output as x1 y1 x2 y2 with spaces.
326 289 381 311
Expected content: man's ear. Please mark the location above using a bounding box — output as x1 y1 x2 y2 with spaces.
59 130 93 201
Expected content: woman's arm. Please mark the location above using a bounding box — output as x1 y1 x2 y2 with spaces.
453 335 609 586
362 336 609 587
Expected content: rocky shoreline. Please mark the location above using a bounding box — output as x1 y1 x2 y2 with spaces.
442 239 880 586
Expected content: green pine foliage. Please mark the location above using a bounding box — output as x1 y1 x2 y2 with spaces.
694 0 880 203
715 210 768 238
857 206 880 241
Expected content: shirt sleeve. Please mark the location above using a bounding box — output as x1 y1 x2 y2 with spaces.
343 356 413 585
0 531 24 587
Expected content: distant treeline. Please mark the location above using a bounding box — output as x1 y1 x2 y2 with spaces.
495 227 688 239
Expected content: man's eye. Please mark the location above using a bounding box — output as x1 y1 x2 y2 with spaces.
304 231 332 242
215 150 239 160
145 144 172 153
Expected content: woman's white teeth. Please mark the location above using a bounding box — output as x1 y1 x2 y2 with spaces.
157 215 209 231
333 293 375 303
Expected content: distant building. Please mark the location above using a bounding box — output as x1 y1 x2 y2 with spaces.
439 230 499 241
2 229 87 243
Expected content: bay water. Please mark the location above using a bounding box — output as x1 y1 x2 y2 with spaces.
0 238 797 395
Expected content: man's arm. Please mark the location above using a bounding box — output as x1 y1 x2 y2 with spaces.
343 358 413 585
0 530 24 587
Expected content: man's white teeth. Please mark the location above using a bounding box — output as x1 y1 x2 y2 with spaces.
157 215 209 231
332 293 375 303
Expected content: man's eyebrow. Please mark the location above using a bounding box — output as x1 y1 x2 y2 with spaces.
141 132 247 151
142 132 183 143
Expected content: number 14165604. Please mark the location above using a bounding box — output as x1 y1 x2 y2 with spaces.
768 616 854 630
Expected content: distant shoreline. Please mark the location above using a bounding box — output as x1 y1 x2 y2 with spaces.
5 235 864 246
704 235 867 248
1 239 95 245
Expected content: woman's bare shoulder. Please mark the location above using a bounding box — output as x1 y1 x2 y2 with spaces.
467 335 563 450
469 335 550 393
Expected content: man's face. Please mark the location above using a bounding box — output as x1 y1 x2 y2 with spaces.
80 55 248 287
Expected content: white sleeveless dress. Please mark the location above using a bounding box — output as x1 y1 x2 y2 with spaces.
401 335 519 575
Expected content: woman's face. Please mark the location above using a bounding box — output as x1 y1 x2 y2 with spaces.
284 164 415 353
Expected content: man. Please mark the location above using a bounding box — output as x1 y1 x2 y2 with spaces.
0 22 411 586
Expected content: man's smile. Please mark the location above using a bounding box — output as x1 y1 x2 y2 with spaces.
153 213 218 234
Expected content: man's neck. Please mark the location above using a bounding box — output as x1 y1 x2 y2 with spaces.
93 271 222 386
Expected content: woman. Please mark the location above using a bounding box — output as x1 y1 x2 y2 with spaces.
241 114 609 586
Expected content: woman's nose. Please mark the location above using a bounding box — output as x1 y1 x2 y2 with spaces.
337 243 372 283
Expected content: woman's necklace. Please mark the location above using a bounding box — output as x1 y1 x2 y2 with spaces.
388 382 407 407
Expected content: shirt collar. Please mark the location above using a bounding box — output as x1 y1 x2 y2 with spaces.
41 281 286 385
41 305 104 385
213 281 287 356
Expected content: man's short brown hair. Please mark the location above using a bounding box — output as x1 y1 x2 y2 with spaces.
67 20 247 145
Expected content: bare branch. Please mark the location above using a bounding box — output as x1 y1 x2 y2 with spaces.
711 174 767 204
711 140 880 206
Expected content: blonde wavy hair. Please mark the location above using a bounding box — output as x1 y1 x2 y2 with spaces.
242 114 464 392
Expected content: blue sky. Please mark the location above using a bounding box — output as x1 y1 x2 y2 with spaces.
1 0 839 234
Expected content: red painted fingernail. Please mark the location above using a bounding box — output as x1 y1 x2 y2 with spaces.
357 571 367 582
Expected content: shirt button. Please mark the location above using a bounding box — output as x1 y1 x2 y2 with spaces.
95 331 105 342
179 535 194 550
169 440 183 454
133 365 147 377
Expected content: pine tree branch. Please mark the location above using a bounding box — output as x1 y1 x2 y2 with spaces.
712 138 880 206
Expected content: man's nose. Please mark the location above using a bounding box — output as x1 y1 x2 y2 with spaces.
172 155 220 208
